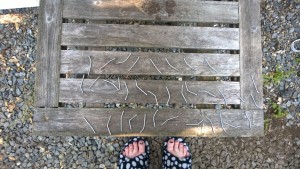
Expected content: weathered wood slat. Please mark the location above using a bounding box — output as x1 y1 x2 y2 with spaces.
59 79 240 104
61 24 239 50
33 108 264 137
60 50 240 76
34 0 62 108
239 0 263 109
63 0 239 23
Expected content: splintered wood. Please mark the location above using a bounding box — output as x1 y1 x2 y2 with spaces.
34 0 263 137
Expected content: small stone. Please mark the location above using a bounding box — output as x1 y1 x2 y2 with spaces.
59 154 64 159
66 136 74 142
104 160 111 167
252 162 257 167
266 158 274 163
296 140 300 146
8 156 16 161
271 33 278 39
286 114 293 120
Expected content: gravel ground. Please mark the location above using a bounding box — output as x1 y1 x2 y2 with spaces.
1 0 300 168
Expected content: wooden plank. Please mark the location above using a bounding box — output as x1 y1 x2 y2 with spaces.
239 0 263 109
60 50 240 76
34 0 62 108
63 0 239 23
87 20 107 51
61 23 239 50
33 108 264 137
59 79 240 105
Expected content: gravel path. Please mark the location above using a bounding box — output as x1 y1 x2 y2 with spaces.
0 1 300 168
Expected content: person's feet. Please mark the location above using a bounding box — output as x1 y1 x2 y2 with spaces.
122 140 145 159
166 138 190 159
121 138 189 159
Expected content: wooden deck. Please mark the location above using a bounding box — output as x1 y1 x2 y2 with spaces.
34 0 263 137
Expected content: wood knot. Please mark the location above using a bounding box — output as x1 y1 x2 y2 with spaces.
134 0 161 15
166 0 176 15
46 17 52 22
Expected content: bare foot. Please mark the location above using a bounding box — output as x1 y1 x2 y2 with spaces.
167 138 190 159
122 140 145 159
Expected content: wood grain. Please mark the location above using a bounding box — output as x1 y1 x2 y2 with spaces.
61 23 239 50
34 0 62 108
59 79 240 105
239 0 263 109
63 0 239 23
33 108 264 137
60 50 240 76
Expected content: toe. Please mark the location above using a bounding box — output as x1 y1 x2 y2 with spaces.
132 142 138 155
174 141 180 153
124 147 129 157
128 144 134 156
187 151 190 157
182 146 188 157
167 138 175 153
137 140 145 155
179 143 184 153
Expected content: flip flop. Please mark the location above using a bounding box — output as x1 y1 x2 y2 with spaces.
162 137 192 169
117 137 150 169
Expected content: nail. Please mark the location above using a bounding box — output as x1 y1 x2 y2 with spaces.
251 75 259 94
181 85 188 103
184 57 197 71
88 55 92 76
128 56 140 71
204 58 218 73
135 80 147 95
217 87 227 105
80 75 85 94
150 58 162 74
148 91 158 106
185 81 198 96
104 80 119 91
117 53 132 64
124 81 129 101
99 58 116 70
165 58 179 71
89 76 101 89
